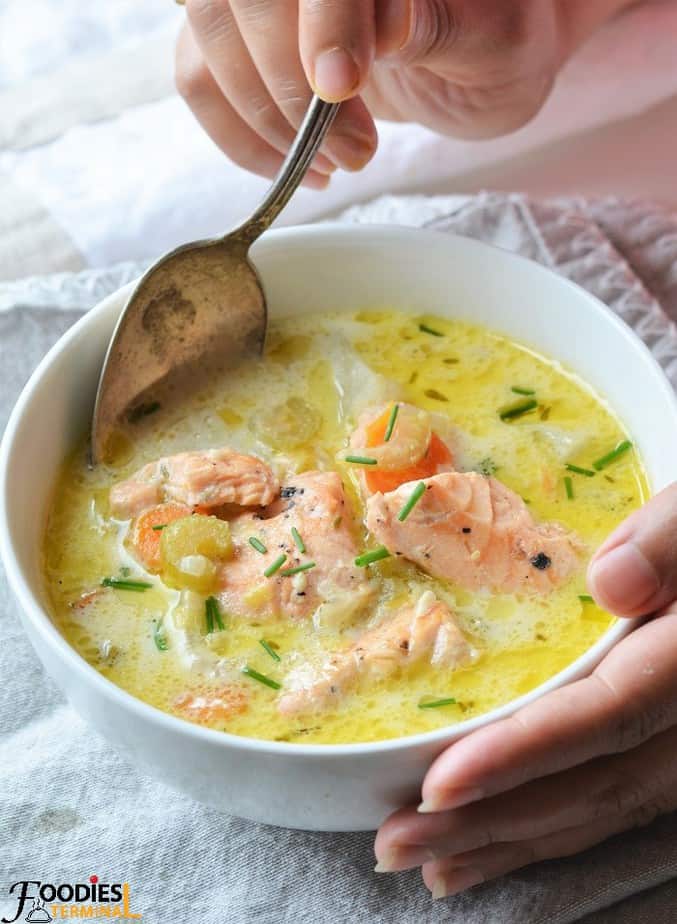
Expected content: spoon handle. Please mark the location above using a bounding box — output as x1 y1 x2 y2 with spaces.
232 95 340 245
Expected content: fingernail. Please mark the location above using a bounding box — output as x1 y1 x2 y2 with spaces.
588 542 659 612
374 849 397 873
432 867 484 900
375 845 438 872
313 46 360 101
418 787 483 813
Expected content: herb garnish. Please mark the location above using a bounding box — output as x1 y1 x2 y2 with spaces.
280 561 316 577
418 697 457 709
259 639 281 662
264 554 287 577
418 323 443 337
424 388 448 402
241 665 281 690
249 536 267 554
384 404 399 442
291 527 305 553
152 524 167 531
101 577 152 592
205 595 224 633
499 398 538 421
564 476 574 500
511 386 535 396
355 547 391 567
397 482 426 522
153 620 168 651
344 455 378 466
592 440 633 471
578 594 594 603
565 463 595 477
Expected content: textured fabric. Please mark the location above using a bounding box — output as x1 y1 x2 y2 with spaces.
1 194 677 924
2 2 677 279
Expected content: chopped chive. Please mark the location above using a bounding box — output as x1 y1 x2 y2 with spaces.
280 561 316 577
565 463 596 478
249 536 267 554
152 524 167 531
153 620 168 651
499 398 538 421
424 388 448 402
418 697 457 709
259 639 281 662
397 481 426 522
592 440 633 471
578 594 594 603
355 546 391 567
205 595 224 633
264 554 287 578
241 665 281 690
291 527 306 553
418 323 443 337
384 403 399 442
344 455 378 466
564 476 574 500
119 566 131 577
101 577 152 592
511 386 535 396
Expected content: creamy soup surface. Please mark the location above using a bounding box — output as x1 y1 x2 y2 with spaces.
44 310 647 744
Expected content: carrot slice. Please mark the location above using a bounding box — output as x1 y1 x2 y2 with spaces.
173 685 249 725
130 502 193 572
364 406 454 494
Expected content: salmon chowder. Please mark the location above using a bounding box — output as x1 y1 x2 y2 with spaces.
44 311 647 744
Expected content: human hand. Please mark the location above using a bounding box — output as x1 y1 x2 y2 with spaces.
174 0 634 185
374 482 677 899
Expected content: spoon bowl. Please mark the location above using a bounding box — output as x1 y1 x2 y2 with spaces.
91 96 339 464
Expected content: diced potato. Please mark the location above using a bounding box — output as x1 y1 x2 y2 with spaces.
160 515 231 592
249 396 320 450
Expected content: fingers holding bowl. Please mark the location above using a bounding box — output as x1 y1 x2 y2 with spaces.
588 482 677 618
411 610 677 815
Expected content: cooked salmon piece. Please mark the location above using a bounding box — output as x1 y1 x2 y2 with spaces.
348 402 455 495
278 593 476 715
366 471 584 594
109 448 280 519
173 685 248 725
217 471 374 622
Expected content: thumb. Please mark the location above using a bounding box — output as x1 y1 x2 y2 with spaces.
588 482 677 618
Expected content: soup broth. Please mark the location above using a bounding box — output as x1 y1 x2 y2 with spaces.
44 311 647 744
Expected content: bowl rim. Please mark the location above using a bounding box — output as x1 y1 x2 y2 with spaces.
2 222 675 759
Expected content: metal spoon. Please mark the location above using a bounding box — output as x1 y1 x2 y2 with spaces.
91 95 339 464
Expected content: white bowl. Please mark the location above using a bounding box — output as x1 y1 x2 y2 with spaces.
2 225 677 832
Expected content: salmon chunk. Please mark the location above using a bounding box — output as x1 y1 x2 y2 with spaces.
366 472 584 594
349 402 455 495
278 594 475 715
110 448 280 519
218 471 373 621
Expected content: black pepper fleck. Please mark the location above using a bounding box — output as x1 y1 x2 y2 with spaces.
530 552 552 570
